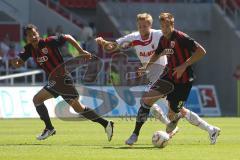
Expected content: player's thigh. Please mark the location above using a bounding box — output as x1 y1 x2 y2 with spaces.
33 88 54 105
141 89 164 106
142 79 174 106
167 83 192 114
150 79 174 96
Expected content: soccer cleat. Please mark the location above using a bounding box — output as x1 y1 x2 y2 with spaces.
209 126 221 145
168 126 179 138
125 133 138 146
105 121 114 142
36 128 56 140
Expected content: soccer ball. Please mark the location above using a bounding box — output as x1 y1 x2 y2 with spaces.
152 131 170 148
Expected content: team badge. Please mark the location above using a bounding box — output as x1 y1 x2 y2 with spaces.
170 41 175 48
42 48 48 54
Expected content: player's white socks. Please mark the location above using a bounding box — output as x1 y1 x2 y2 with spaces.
184 109 213 132
151 104 170 125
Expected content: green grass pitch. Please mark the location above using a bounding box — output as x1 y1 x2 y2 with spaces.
0 117 240 160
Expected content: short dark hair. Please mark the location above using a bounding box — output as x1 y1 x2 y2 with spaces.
159 12 174 25
23 24 39 37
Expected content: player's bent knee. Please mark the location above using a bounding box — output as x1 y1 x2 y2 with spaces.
141 97 153 107
33 94 43 106
179 107 188 117
140 99 152 109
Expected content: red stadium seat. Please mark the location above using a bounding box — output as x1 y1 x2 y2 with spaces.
235 0 240 8
143 0 156 2
96 32 114 38
59 0 97 8
130 0 143 3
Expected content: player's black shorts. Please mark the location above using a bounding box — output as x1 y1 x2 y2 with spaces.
44 74 79 102
150 78 192 113
166 81 192 113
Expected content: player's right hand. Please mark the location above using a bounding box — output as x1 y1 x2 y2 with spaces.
95 37 104 46
11 58 24 68
95 37 117 52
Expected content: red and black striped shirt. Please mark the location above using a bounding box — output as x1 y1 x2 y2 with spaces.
155 30 198 84
19 34 66 75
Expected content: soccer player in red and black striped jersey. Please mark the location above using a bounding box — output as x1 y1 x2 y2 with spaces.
11 24 114 141
137 13 221 145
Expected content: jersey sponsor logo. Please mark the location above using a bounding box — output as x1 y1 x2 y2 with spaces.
170 41 175 48
37 56 48 65
139 50 155 57
42 48 48 54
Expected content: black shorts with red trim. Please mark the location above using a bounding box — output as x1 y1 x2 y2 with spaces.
150 77 192 113
44 74 79 102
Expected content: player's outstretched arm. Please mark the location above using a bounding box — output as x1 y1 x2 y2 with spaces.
95 37 119 53
64 34 91 59
145 54 161 70
11 58 25 68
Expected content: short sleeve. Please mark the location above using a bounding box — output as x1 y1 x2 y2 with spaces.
18 45 31 61
181 33 198 52
116 32 135 45
47 34 67 47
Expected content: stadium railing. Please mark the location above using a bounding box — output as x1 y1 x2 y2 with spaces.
0 70 45 85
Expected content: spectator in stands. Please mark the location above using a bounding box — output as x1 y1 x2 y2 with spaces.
107 65 120 85
55 25 64 35
233 64 240 80
85 34 98 55
89 22 97 36
81 23 93 44
0 34 10 68
47 27 55 37
7 43 17 68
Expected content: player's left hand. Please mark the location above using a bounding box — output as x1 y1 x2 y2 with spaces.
173 63 188 79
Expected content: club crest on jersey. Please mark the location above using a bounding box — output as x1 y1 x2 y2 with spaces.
170 41 175 48
42 48 48 54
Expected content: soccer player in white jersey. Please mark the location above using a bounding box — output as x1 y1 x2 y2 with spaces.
96 13 178 145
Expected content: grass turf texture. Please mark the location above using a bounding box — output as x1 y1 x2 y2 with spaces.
0 118 240 160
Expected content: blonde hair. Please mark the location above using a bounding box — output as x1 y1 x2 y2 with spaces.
136 13 153 25
159 12 174 25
